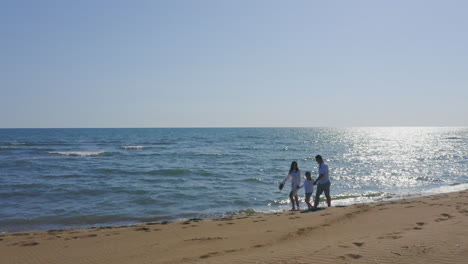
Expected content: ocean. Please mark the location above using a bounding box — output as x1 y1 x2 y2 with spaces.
0 127 467 232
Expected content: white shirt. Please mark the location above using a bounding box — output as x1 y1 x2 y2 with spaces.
282 169 301 191
301 179 314 194
317 162 330 184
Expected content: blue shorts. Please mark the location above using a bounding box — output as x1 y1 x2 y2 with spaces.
305 192 313 200
316 181 331 197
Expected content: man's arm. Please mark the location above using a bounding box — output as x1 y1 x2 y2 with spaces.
313 174 324 185
313 164 326 185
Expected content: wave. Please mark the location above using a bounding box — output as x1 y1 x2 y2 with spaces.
192 153 229 157
41 174 84 179
242 177 267 183
0 214 142 227
0 191 43 198
9 142 71 146
48 151 112 157
133 197 159 205
0 213 183 232
48 187 150 197
223 208 257 216
140 142 177 146
9 142 28 146
95 168 193 176
5 183 50 189
147 169 192 176
422 182 468 195
121 145 148 150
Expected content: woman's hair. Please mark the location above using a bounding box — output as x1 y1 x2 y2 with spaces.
289 161 298 174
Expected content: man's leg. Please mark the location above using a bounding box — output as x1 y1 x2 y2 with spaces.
314 184 324 208
324 182 331 207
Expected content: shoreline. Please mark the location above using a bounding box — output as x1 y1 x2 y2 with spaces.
0 183 468 235
3 183 468 234
1 190 467 264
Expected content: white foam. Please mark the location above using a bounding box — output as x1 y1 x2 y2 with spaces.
48 151 107 157
422 183 468 196
121 145 147 150
332 183 468 207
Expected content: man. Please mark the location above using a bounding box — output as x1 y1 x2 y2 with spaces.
313 155 331 208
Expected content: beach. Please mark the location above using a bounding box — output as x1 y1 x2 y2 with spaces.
1 190 467 264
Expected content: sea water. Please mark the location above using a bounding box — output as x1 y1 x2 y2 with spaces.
0 127 467 232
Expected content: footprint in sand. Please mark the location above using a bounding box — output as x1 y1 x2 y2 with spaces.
352 242 364 247
185 237 225 241
435 213 454 222
413 222 425 230
378 234 403 240
296 228 306 235
199 252 219 259
339 254 363 260
20 242 39 247
71 234 97 239
12 233 30 237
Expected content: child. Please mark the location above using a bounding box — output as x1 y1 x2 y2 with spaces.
300 171 315 209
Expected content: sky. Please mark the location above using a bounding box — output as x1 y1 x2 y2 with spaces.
1 0 467 128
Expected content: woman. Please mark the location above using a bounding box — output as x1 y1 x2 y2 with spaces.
279 161 302 211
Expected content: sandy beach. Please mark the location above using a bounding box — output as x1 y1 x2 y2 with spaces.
1 190 467 264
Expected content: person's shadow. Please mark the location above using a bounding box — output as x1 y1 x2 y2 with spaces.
300 207 326 213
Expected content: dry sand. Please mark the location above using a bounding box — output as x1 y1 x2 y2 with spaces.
1 190 467 264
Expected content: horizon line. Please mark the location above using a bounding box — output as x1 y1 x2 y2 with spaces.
0 126 466 129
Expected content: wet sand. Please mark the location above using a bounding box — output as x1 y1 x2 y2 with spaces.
1 190 467 264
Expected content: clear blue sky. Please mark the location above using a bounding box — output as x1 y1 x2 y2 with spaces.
1 0 467 128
